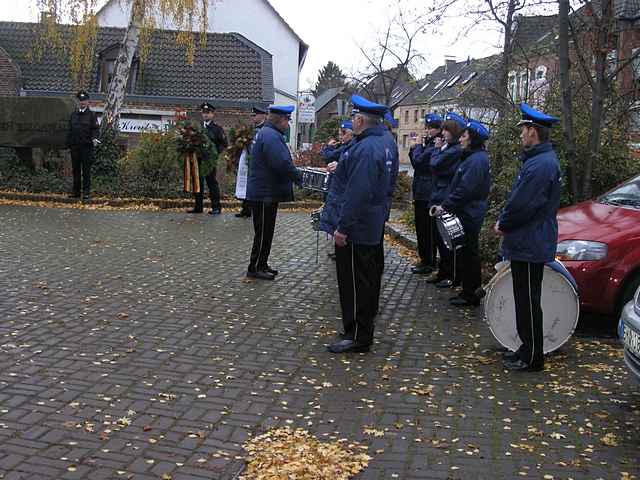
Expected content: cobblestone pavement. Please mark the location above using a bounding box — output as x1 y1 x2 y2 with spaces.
0 205 639 480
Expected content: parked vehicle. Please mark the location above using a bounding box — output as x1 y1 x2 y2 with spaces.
556 174 640 316
618 286 640 381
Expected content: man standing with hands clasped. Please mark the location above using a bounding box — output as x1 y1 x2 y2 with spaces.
495 103 561 372
66 90 100 202
320 95 391 354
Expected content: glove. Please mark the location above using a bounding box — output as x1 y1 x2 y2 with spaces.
92 138 101 147
429 205 445 217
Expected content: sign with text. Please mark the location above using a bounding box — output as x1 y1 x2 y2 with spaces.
97 115 169 133
298 92 316 124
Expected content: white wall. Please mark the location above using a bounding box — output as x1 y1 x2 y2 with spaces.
97 0 303 146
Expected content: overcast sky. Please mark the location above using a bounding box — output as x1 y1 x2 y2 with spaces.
0 0 552 90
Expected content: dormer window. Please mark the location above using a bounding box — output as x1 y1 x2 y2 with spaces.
462 72 477 84
434 78 447 90
98 45 138 94
445 75 461 88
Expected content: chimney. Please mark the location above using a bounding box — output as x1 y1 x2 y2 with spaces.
444 55 457 72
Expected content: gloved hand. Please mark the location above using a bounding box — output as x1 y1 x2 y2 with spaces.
92 138 101 147
429 205 445 217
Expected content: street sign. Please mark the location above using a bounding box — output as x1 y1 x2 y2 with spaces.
298 92 316 124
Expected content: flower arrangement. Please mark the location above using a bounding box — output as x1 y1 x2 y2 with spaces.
221 123 255 171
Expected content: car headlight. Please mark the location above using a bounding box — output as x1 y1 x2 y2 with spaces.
556 240 608 261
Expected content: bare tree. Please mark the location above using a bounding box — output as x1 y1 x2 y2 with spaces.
352 0 453 107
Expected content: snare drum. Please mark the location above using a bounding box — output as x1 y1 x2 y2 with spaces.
435 213 465 250
299 167 330 192
484 260 579 354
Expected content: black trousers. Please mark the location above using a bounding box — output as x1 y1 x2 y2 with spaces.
511 260 545 368
459 225 481 298
70 145 93 196
374 233 385 315
434 228 454 281
335 242 380 346
248 201 278 272
194 168 221 212
414 200 437 266
239 199 252 216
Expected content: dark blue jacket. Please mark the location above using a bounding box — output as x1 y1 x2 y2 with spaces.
430 142 463 205
499 142 561 263
409 139 437 203
321 142 351 164
383 129 399 220
441 148 491 232
320 125 390 245
246 122 302 203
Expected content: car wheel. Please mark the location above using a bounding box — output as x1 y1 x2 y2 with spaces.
617 272 640 318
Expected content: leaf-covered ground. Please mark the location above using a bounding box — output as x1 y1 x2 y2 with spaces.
0 205 638 480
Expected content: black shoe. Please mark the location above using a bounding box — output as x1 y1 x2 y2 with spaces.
82 195 91 202
70 193 81 199
235 211 251 218
327 339 371 354
502 351 519 361
187 208 203 214
246 270 275 281
503 358 544 372
425 274 444 284
412 264 434 275
327 252 336 261
436 279 453 288
449 295 480 307
209 208 222 215
266 266 279 276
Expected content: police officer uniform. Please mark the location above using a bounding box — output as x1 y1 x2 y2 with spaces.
409 113 442 274
320 95 391 354
246 105 302 280
428 112 465 288
190 102 228 214
498 104 561 371
441 119 492 306
66 91 99 200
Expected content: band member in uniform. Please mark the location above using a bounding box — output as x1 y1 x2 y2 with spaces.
409 113 442 275
432 119 491 306
245 105 302 280
235 106 267 218
66 90 99 201
496 103 561 371
375 109 399 313
320 95 391 354
321 120 354 166
189 102 228 214
427 112 465 288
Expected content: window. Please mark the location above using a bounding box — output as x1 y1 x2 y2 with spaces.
419 82 430 92
535 66 547 81
404 110 409 124
414 110 418 122
633 48 640 80
402 134 408 149
462 72 477 84
508 71 517 100
434 78 447 90
420 109 425 119
607 49 618 75
518 71 529 101
99 45 138 94
445 75 461 88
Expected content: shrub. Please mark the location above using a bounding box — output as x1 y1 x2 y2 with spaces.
314 117 348 144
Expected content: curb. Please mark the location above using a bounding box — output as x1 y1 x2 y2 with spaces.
385 221 417 250
0 191 323 210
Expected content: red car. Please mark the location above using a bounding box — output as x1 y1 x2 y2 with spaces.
556 174 640 316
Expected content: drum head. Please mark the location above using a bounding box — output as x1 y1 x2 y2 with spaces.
484 265 580 354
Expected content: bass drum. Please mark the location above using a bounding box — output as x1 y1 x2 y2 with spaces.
484 260 579 354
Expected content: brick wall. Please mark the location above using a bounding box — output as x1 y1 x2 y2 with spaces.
0 47 18 96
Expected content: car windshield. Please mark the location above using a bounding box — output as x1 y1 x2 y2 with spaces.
599 174 640 209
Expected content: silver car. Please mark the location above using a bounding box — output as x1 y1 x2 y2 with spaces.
619 285 640 381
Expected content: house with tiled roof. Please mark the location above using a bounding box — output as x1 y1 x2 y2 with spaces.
395 55 500 164
0 21 274 148
96 0 307 148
